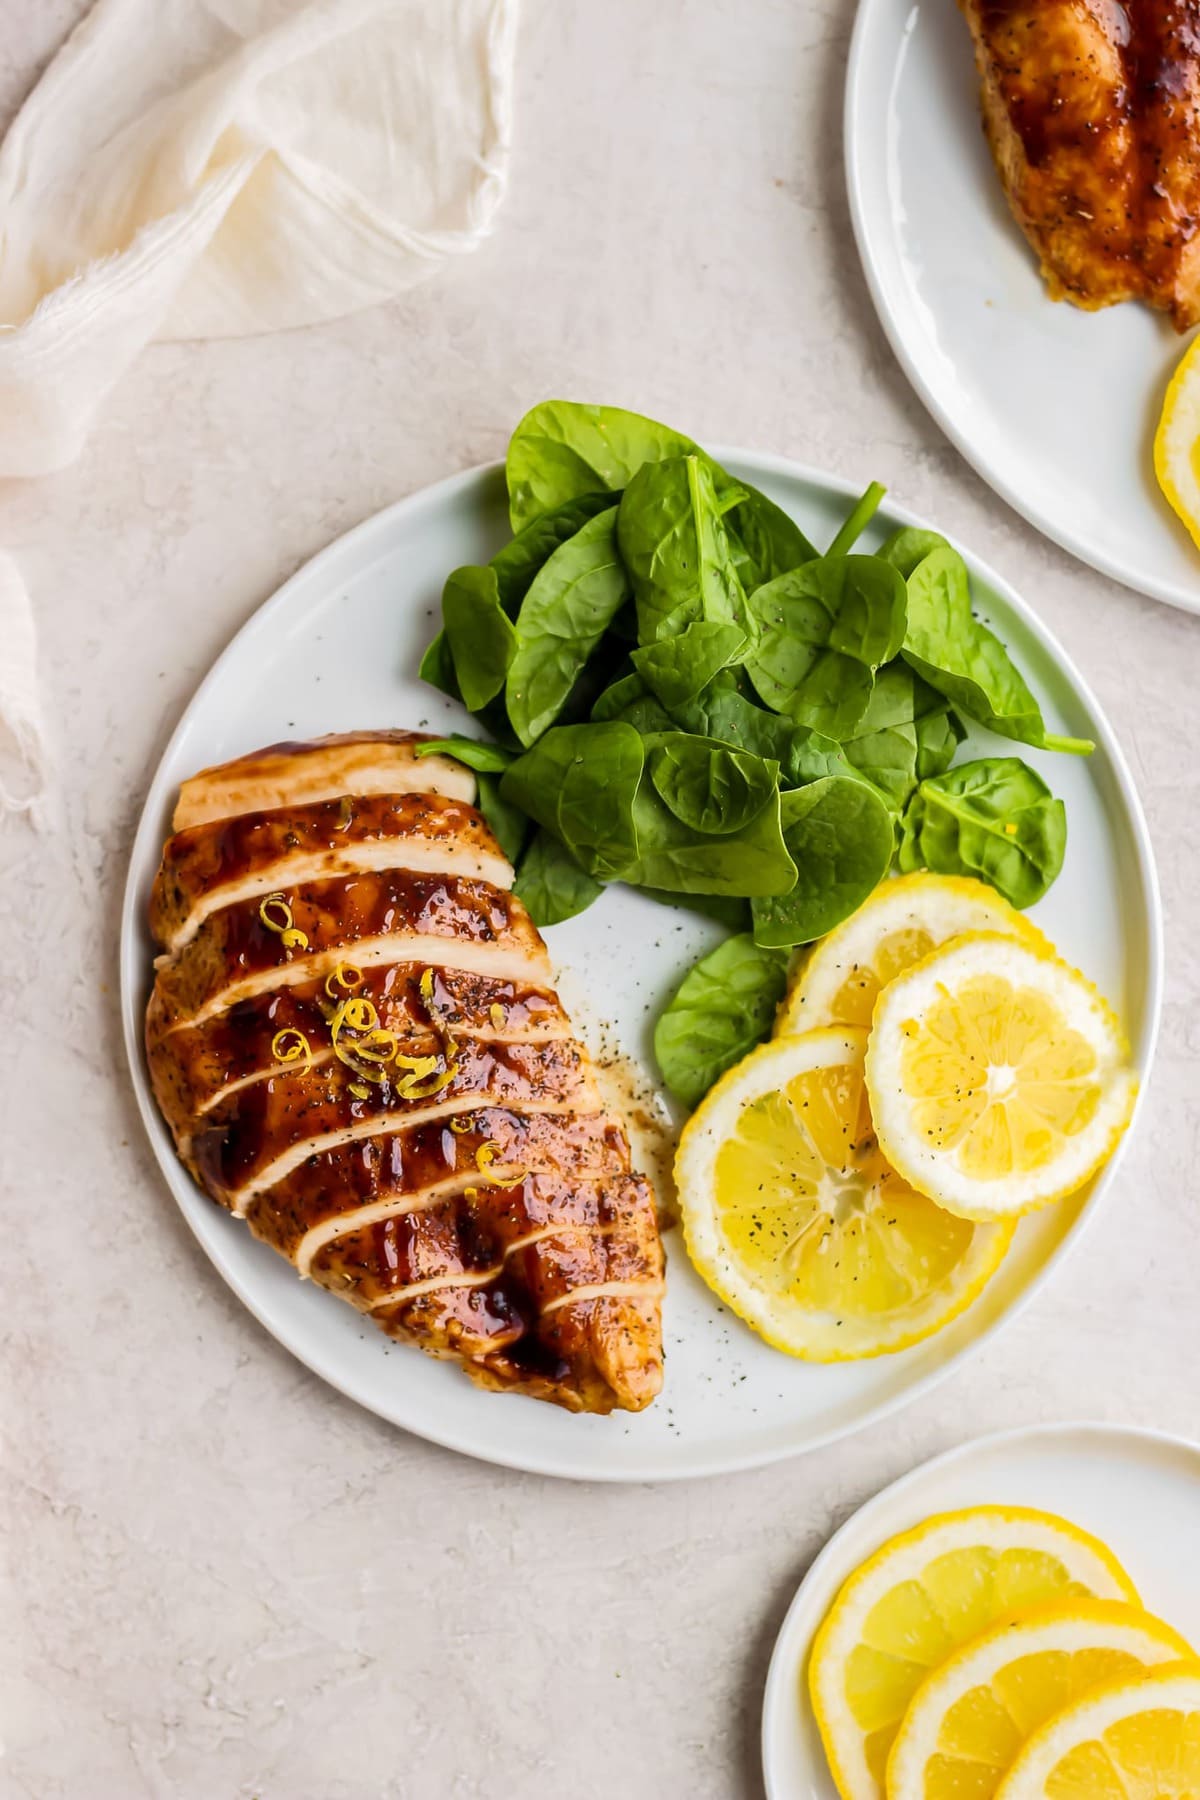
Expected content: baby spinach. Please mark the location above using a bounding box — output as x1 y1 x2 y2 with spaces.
827 481 887 558
441 566 517 713
654 934 791 1108
878 525 949 579
475 772 530 865
751 777 894 947
743 554 907 737
903 548 1093 755
506 506 631 746
648 737 779 836
630 619 747 710
589 671 676 734
418 628 462 700
491 490 615 610
499 721 644 881
414 735 515 773
670 685 860 788
618 455 748 644
726 484 818 587
624 777 796 897
513 828 604 925
898 756 1066 909
507 400 712 531
839 663 963 813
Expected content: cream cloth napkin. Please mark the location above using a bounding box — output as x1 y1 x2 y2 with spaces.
0 0 518 818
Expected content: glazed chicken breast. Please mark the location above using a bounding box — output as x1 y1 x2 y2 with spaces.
958 0 1200 329
145 730 665 1414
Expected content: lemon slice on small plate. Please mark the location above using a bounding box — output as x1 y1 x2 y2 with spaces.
808 1506 1139 1800
866 933 1137 1223
675 1027 1013 1361
1155 333 1200 556
887 1600 1192 1800
994 1662 1200 1800
778 873 1048 1035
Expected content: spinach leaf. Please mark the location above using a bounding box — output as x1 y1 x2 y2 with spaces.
475 772 530 865
631 619 747 710
903 548 1093 755
751 777 894 947
726 484 818 587
418 629 461 701
491 490 615 611
827 480 887 558
648 737 779 836
839 663 963 813
513 828 604 925
505 506 631 746
499 721 644 881
624 776 796 897
743 554 907 737
877 525 949 579
507 400 714 530
441 565 517 712
618 455 748 644
654 934 791 1107
670 685 861 788
898 756 1066 908
414 735 515 773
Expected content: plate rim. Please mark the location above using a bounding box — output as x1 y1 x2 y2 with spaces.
119 448 1163 1484
760 1419 1200 1797
843 0 1200 617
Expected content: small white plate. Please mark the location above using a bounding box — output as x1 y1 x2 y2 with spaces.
763 1423 1200 1796
846 0 1200 612
120 451 1161 1482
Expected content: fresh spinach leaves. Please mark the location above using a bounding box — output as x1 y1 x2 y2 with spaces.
414 735 515 773
499 721 644 882
898 756 1066 908
513 828 604 925
839 663 963 813
903 547 1093 755
751 777 894 946
743 554 906 736
618 455 748 644
441 566 517 712
506 506 631 746
654 934 791 1107
631 620 748 710
648 737 779 836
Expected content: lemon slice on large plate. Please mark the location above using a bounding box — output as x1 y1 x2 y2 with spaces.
866 933 1137 1222
994 1662 1200 1800
808 1506 1139 1800
778 873 1048 1035
674 1027 1012 1361
887 1600 1192 1800
1155 332 1200 555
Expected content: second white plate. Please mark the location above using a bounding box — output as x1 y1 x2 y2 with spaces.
846 0 1200 612
762 1422 1200 1796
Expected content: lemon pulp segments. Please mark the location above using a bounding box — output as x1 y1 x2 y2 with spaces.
866 934 1137 1221
807 1507 1138 1800
994 1664 1200 1800
897 972 1101 1179
887 1602 1193 1800
676 1030 1012 1361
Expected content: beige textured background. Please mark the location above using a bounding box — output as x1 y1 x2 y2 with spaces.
2 4 1198 1796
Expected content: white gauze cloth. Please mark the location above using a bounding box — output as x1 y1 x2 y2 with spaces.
0 0 517 816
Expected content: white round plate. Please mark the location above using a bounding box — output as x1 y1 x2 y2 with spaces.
120 450 1161 1482
846 0 1200 612
762 1422 1200 1797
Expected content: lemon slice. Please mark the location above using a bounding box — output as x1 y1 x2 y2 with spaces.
674 1028 1013 1360
865 932 1137 1222
888 1600 1192 1800
778 873 1048 1034
1155 332 1200 554
808 1507 1139 1800
994 1663 1200 1800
